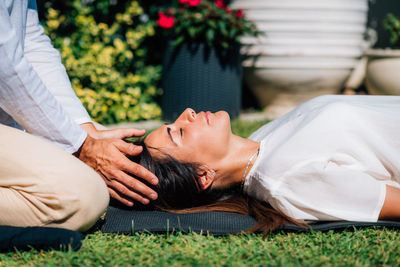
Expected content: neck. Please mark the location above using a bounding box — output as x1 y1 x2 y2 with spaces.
212 135 260 190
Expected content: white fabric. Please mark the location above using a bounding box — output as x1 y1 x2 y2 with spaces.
0 0 91 153
245 95 400 222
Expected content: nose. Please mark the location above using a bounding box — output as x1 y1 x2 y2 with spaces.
184 108 196 122
175 108 196 123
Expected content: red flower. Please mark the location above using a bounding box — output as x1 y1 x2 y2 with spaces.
226 7 233 14
158 12 175 29
180 0 201 6
235 9 243 18
189 0 201 7
215 0 226 9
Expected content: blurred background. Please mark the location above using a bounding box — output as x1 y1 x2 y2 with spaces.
36 0 400 125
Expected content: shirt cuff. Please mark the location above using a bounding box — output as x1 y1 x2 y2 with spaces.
67 129 88 155
74 117 93 125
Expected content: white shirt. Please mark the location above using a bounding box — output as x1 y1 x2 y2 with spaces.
245 95 400 222
0 0 91 153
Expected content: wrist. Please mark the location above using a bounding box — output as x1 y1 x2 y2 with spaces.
73 145 83 158
73 134 94 158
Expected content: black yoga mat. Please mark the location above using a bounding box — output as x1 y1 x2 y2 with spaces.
0 226 83 252
101 205 400 235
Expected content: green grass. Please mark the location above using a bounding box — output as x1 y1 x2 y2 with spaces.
231 118 270 137
1 118 400 266
1 229 400 266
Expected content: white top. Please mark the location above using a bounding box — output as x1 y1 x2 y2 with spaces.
0 0 91 153
245 95 400 222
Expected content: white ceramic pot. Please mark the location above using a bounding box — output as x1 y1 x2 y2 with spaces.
232 0 369 118
365 49 400 95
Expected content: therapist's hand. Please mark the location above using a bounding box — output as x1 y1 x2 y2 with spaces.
76 123 158 206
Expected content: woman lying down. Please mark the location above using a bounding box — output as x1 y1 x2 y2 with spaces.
129 95 400 234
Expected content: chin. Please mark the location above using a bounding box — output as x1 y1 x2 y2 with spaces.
215 110 229 120
215 111 231 127
216 110 229 118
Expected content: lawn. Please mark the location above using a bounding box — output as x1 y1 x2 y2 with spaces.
1 119 400 266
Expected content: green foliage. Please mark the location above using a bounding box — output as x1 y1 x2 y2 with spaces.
157 0 260 50
383 13 400 48
43 0 162 124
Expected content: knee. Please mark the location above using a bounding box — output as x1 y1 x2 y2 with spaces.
47 169 110 232
73 173 110 231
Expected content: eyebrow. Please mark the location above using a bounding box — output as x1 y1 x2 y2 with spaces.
166 127 178 146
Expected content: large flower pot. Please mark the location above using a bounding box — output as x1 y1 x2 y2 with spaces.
161 43 242 121
232 0 369 118
365 49 400 95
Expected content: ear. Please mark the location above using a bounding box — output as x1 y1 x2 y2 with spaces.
197 169 216 190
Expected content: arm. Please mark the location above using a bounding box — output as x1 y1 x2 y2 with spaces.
0 0 159 205
0 1 86 153
379 185 400 220
24 1 92 125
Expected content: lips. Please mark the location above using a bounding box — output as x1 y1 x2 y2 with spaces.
205 111 213 124
198 111 213 124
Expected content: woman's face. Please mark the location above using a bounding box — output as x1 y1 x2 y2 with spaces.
145 108 232 165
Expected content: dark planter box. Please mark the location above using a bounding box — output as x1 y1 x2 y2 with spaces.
161 42 242 121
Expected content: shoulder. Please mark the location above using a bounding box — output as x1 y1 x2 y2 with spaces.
248 95 342 141
296 95 354 114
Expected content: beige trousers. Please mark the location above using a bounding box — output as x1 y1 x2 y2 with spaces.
0 124 109 231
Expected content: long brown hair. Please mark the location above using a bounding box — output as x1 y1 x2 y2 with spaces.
128 140 306 235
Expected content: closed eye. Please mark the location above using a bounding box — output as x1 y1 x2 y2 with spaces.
166 127 176 145
180 128 183 137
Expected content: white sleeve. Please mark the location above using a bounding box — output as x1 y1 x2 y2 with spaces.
24 1 92 125
273 160 387 222
0 1 87 153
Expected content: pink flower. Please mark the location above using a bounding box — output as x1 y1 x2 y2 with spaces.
215 0 226 9
235 9 243 18
158 12 175 29
189 0 201 7
179 0 190 4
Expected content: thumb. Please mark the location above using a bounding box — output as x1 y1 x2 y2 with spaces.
122 128 146 137
101 128 146 139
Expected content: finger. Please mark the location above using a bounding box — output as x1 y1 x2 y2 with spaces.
108 128 146 139
111 169 158 200
109 176 152 204
116 141 143 157
108 187 134 207
115 154 159 186
126 128 146 137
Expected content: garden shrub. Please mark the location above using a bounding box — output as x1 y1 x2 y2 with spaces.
42 0 162 124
